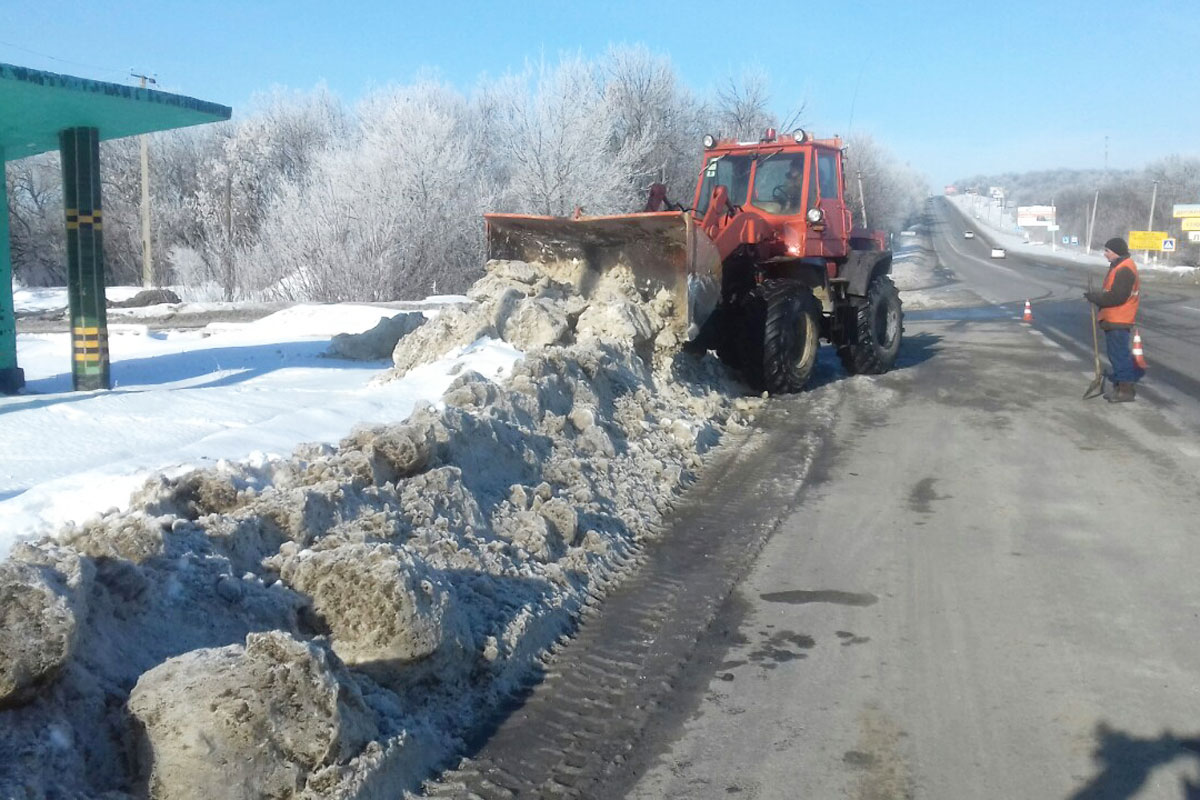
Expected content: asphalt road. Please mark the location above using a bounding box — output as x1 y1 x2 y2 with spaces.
610 201 1200 799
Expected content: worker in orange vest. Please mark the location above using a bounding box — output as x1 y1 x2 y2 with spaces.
1084 237 1143 402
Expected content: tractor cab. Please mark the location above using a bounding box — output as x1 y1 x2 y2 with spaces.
691 129 853 260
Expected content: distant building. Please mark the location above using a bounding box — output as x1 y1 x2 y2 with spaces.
944 185 958 195
1016 205 1056 244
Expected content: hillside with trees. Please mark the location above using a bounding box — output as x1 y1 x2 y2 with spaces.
6 47 927 301
955 159 1200 263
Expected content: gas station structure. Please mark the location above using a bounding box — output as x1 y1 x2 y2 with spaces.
1 63 230 393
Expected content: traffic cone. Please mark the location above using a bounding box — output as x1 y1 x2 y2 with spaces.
1132 328 1147 369
1022 300 1033 323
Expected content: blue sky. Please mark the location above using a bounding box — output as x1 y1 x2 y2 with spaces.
4 0 1198 189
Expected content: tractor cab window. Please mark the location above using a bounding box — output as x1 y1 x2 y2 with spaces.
817 150 840 202
751 154 806 214
696 155 752 215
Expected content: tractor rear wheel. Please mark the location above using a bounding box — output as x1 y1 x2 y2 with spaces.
838 275 902 375
744 280 821 393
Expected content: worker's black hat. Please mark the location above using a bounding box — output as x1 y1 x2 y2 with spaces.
1104 237 1130 258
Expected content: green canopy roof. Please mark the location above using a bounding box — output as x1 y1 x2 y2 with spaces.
0 63 232 161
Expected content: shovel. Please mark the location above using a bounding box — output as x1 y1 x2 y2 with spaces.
1084 279 1105 399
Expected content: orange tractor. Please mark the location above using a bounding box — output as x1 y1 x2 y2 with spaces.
485 128 902 393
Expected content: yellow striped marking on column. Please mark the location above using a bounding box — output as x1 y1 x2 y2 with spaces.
64 209 102 230
72 324 108 363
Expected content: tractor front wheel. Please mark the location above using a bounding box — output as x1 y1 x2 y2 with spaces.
744 280 821 393
838 275 902 375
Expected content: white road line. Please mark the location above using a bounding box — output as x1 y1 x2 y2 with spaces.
1178 306 1200 315
1027 329 1076 361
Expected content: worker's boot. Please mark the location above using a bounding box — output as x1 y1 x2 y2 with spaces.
1108 382 1136 403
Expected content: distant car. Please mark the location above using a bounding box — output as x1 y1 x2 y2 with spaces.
964 230 975 239
990 247 1006 258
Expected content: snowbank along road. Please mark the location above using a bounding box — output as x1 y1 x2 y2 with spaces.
2 255 768 798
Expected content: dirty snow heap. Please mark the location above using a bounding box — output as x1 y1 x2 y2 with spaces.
0 258 760 799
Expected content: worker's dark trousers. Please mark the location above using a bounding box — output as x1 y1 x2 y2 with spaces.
1104 327 1144 383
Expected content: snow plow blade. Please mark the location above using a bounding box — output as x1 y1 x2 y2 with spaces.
485 211 722 341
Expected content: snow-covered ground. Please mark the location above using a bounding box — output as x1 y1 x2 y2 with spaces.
948 195 1199 279
1 292 516 559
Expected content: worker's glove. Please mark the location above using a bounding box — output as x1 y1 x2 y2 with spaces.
1083 290 1099 304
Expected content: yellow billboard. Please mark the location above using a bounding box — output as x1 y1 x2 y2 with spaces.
1128 230 1170 250
1182 217 1200 231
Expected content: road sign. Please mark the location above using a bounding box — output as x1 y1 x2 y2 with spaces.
1071 236 1079 245
1173 203 1200 218
1047 224 1060 231
1062 236 1069 244
1182 217 1200 231
1129 230 1170 250
1162 238 1176 252
1190 231 1200 243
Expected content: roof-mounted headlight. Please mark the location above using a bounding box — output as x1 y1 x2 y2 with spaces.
703 134 716 148
794 128 809 143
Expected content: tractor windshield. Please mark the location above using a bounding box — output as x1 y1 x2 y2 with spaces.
695 155 753 215
750 154 806 215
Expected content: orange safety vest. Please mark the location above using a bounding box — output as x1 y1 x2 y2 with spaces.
1098 257 1139 325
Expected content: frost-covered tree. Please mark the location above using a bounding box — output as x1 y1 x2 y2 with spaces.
714 69 776 142
483 57 656 216
183 86 350 298
845 134 927 233
246 81 482 300
5 154 63 286
601 45 709 206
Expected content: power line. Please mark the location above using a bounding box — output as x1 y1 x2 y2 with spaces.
0 38 126 82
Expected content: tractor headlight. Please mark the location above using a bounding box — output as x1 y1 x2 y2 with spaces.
807 208 823 224
794 128 809 143
703 134 716 148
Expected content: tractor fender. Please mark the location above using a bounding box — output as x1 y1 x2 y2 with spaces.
840 250 893 298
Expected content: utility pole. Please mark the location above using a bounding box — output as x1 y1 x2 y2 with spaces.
1087 137 1108 258
1086 189 1100 257
224 168 233 301
132 72 156 287
855 170 868 228
1146 179 1159 263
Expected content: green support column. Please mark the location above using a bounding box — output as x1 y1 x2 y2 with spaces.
60 127 110 391
0 147 26 393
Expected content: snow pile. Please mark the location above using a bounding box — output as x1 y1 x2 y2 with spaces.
128 631 381 800
0 259 760 798
385 258 682 377
329 312 428 361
